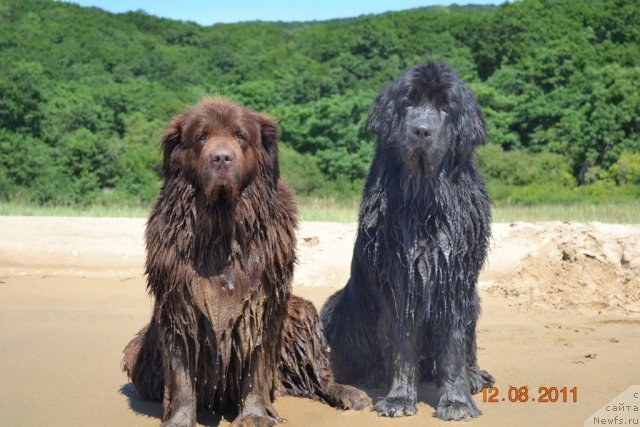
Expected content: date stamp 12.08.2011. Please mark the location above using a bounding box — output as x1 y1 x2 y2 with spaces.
481 386 578 404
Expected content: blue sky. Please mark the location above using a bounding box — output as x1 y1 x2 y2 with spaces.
60 0 501 25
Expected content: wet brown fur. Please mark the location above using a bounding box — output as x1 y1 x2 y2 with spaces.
122 98 370 426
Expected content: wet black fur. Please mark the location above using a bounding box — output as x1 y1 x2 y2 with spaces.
320 62 495 420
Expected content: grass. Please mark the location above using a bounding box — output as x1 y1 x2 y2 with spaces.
2 199 640 223
0 201 150 218
492 201 640 223
297 197 360 222
298 198 640 224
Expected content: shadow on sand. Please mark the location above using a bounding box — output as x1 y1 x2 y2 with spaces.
120 380 442 424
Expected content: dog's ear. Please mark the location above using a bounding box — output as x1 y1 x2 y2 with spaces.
257 113 280 183
454 86 487 160
366 88 393 137
161 115 183 178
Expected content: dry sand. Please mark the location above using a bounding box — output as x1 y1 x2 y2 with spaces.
1 216 639 426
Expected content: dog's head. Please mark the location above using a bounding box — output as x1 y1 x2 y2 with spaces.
161 98 279 204
367 62 486 176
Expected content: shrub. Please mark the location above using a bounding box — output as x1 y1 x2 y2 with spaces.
279 144 325 196
609 152 640 185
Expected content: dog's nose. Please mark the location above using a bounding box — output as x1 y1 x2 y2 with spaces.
211 148 235 167
412 125 431 139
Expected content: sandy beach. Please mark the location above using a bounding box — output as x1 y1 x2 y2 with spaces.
1 216 638 426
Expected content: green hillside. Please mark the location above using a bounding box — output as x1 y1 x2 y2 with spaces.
1 0 638 207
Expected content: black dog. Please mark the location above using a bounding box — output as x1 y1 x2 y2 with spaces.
320 62 494 420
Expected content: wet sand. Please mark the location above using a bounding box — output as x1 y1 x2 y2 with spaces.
0 217 638 426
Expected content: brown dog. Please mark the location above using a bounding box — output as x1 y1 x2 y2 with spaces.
122 98 370 426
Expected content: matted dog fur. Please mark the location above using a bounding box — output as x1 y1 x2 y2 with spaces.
321 62 494 420
123 98 369 427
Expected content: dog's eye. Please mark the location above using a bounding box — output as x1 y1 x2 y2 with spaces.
198 132 208 143
441 105 450 114
235 132 247 143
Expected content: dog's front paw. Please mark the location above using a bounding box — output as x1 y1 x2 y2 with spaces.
435 398 481 421
231 414 281 427
161 407 196 427
468 368 495 395
374 396 417 417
